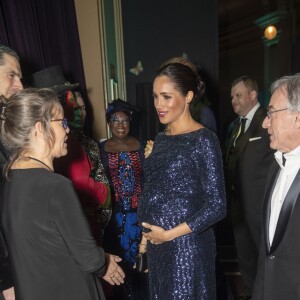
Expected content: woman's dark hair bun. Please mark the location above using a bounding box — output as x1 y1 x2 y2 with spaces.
197 79 206 99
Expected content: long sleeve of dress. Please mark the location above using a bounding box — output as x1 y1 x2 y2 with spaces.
138 129 226 299
49 178 107 277
186 133 226 233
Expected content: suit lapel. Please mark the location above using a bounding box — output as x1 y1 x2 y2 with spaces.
263 163 280 253
233 107 264 154
225 118 240 163
270 168 300 253
226 107 264 161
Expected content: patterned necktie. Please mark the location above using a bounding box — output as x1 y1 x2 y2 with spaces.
234 117 247 146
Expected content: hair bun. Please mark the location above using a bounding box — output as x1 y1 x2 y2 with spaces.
197 79 205 98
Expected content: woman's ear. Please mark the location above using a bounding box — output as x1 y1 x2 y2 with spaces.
186 91 194 104
34 121 43 138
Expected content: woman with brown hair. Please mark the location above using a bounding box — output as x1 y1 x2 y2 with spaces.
0 88 124 300
138 63 226 300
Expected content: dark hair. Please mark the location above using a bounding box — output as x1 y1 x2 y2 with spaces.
105 98 133 123
232 75 258 94
160 57 198 75
0 88 63 176
155 63 205 103
0 45 19 66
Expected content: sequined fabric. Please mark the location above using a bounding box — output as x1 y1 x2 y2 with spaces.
73 129 109 185
138 128 226 300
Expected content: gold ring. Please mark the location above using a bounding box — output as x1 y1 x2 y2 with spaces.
111 275 115 279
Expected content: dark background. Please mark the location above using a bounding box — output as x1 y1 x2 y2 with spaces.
121 0 218 140
1 0 300 144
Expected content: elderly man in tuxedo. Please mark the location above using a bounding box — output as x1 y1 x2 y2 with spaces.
226 76 274 300
0 45 23 300
252 73 300 300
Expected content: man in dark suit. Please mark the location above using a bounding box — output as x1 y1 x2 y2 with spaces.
0 45 23 300
226 76 274 300
252 74 300 300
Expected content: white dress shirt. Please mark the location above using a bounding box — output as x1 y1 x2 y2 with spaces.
243 102 260 132
269 146 300 244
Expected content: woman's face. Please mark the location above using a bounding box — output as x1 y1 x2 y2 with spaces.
153 75 190 125
50 110 69 159
109 111 130 139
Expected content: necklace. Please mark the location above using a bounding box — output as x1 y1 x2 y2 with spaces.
26 156 54 172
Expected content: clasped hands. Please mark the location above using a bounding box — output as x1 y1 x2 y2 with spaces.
103 253 125 285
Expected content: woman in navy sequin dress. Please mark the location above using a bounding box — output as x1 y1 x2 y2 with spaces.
138 63 226 300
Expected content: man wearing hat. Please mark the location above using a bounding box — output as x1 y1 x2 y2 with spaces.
0 44 23 300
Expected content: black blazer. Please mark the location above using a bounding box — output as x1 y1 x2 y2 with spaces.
226 106 274 207
0 140 13 291
253 163 300 300
226 106 274 244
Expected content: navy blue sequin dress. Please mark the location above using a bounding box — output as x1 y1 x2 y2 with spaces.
138 128 226 300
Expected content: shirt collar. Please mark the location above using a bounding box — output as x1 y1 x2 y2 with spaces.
275 145 300 169
244 102 260 122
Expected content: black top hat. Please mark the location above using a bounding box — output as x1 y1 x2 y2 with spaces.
31 65 79 94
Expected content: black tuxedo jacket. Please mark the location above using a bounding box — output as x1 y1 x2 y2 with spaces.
226 106 274 244
253 162 300 300
0 140 13 291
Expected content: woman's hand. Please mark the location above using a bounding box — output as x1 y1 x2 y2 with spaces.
142 222 192 245
139 236 148 253
144 140 154 158
103 253 125 285
142 222 171 245
133 237 149 273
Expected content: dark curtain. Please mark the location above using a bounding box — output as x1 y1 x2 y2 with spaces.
0 0 86 96
134 82 163 141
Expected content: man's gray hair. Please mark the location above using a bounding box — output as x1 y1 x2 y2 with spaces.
0 45 19 66
271 73 300 112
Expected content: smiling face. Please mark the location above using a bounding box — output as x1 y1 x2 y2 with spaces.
109 111 130 139
0 54 23 98
153 75 190 125
231 81 257 117
262 88 299 153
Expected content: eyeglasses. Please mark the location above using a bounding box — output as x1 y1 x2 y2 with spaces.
266 108 288 119
51 117 68 130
